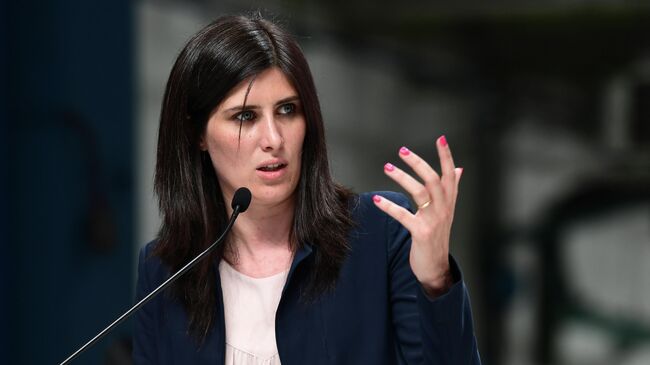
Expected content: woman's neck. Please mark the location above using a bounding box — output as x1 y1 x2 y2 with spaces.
225 196 295 277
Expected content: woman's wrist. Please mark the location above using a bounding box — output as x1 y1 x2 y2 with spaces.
420 264 454 299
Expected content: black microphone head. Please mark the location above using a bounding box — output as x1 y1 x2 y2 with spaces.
232 187 252 213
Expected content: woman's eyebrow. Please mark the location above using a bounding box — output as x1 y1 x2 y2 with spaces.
274 95 300 105
223 104 260 113
222 95 300 113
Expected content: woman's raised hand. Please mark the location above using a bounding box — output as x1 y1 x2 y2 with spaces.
373 136 463 298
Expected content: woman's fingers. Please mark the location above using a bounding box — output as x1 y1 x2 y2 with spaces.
450 167 463 214
437 136 456 173
383 163 430 207
372 194 417 232
436 136 457 201
383 140 463 217
398 146 446 211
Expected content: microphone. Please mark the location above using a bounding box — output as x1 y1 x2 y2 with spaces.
231 186 251 212
59 187 252 365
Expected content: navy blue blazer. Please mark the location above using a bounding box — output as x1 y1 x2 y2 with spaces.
133 192 481 364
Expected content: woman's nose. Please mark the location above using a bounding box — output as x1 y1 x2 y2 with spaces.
259 115 283 151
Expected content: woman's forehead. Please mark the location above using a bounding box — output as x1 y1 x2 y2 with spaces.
217 67 298 111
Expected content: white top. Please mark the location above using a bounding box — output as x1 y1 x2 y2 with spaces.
219 260 289 365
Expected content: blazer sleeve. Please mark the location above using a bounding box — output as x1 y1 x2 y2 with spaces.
383 192 481 364
132 243 160 365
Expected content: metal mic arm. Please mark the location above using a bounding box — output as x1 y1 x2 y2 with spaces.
59 205 243 365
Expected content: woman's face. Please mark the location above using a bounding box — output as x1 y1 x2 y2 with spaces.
201 67 306 210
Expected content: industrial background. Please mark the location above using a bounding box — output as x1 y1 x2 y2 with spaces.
3 0 650 364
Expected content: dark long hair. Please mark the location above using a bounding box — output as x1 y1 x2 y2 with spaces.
153 14 354 342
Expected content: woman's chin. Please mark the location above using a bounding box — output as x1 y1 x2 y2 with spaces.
250 186 297 208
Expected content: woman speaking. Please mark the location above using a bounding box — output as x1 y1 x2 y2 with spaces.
133 14 481 365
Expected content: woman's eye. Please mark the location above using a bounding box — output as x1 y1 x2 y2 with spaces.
278 103 296 115
235 110 255 122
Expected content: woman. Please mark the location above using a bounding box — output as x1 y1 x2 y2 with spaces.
134 14 481 364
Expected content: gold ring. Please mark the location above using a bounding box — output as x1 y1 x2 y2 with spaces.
418 200 431 209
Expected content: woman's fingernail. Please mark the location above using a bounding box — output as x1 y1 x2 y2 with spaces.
384 163 395 172
373 195 382 203
458 167 464 176
439 135 448 147
399 146 410 156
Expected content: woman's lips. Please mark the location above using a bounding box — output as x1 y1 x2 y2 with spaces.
256 163 288 180
257 163 286 172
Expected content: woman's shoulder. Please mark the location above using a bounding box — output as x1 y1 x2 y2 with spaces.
138 239 159 261
136 239 170 284
346 191 413 260
348 191 412 231
352 191 412 214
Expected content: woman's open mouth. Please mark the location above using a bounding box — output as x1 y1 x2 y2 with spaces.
257 163 286 172
256 162 288 180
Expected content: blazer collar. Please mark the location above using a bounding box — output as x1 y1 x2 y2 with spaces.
283 242 313 295
212 242 314 364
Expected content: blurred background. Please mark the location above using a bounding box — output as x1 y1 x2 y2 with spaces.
3 0 650 364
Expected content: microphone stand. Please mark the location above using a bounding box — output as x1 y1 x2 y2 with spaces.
59 204 244 365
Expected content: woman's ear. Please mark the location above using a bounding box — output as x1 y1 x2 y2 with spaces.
199 135 207 151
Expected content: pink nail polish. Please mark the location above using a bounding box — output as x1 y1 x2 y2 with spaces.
373 195 382 203
384 163 395 172
439 135 448 147
399 146 410 156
